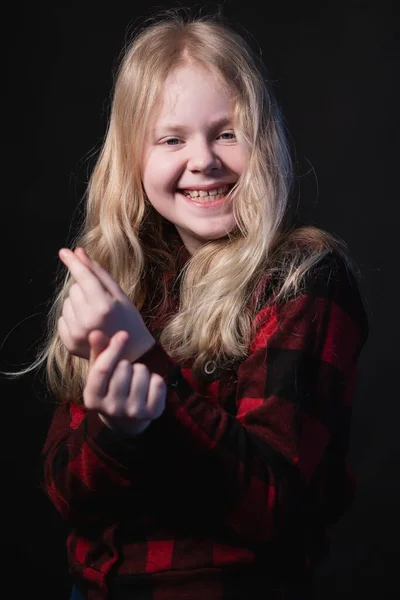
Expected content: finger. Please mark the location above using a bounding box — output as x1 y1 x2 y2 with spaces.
60 247 125 302
146 373 167 420
57 316 75 350
62 295 94 352
58 316 90 359
75 247 126 301
88 329 111 367
126 363 151 420
68 282 88 314
106 360 133 414
74 247 105 277
74 246 92 266
85 331 130 403
62 296 81 338
59 248 111 303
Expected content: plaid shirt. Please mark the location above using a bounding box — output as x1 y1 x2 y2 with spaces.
42 250 368 600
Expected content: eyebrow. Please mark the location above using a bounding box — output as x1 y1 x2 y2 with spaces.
153 116 233 136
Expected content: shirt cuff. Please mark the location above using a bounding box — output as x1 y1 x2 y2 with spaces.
84 407 168 469
135 340 177 379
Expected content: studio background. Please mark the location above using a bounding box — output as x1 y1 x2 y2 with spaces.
2 1 398 598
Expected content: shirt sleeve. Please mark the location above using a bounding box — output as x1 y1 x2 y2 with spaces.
41 396 168 523
136 252 368 545
42 251 368 543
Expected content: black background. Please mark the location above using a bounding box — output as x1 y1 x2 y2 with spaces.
2 1 399 598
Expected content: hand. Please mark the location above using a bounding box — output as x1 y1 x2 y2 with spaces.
58 247 155 362
84 329 166 437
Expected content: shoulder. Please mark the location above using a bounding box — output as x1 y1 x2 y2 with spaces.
254 229 369 339
301 250 365 313
304 249 367 329
249 249 368 365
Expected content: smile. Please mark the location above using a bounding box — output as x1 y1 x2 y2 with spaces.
178 184 233 201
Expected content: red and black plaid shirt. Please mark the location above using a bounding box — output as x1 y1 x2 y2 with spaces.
42 250 368 600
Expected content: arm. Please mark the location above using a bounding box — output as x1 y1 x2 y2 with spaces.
42 330 166 525
137 253 368 544
42 397 166 523
43 251 367 541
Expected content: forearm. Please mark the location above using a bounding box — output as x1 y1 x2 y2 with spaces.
42 401 163 521
136 257 366 545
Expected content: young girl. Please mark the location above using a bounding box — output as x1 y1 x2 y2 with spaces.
35 10 368 600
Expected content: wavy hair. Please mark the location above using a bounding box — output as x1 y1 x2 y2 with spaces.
10 10 350 403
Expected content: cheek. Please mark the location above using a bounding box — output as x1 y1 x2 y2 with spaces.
232 148 246 174
143 153 181 193
220 147 246 175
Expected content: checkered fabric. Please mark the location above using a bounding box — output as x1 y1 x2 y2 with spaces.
42 250 368 600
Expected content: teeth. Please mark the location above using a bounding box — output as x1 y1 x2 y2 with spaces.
184 193 225 202
181 185 230 199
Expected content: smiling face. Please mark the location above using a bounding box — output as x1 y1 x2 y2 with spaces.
141 63 246 254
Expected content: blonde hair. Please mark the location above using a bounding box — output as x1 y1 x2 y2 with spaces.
11 10 350 403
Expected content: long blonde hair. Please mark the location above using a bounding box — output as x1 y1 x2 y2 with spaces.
12 11 350 403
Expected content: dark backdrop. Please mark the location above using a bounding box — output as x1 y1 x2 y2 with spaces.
2 1 399 598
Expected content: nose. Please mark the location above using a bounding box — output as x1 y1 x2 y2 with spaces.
187 140 221 173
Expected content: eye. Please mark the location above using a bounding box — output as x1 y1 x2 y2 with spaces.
218 131 236 140
165 138 181 146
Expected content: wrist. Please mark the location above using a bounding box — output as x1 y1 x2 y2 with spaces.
99 413 152 438
128 333 156 363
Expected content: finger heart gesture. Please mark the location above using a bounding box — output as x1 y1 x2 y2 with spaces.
85 330 166 436
58 247 155 362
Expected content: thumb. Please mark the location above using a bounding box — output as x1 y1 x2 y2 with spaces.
88 330 110 367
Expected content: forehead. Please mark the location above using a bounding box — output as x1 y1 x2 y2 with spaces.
154 64 235 125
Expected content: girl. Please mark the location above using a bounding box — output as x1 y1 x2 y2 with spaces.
34 10 368 600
